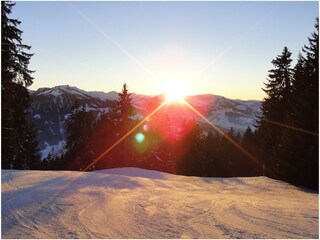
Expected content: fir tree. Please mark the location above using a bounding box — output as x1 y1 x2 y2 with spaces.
110 83 135 166
300 18 319 135
282 19 319 189
1 1 39 169
176 120 206 176
204 131 222 177
111 83 135 130
64 104 95 170
218 127 240 177
1 1 34 87
15 123 41 170
240 127 258 176
242 127 253 147
256 47 293 179
90 111 117 170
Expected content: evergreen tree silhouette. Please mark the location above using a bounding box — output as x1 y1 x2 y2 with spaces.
1 1 39 169
90 111 117 170
204 131 222 177
282 19 319 189
176 120 206 176
64 103 95 170
256 47 293 179
110 83 135 167
19 123 41 169
241 127 258 176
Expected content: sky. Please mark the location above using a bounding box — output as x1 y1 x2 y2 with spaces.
12 1 318 100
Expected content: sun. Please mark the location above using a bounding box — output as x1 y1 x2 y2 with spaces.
166 88 186 102
161 80 191 103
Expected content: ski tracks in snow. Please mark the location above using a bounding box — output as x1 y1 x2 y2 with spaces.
1 169 318 239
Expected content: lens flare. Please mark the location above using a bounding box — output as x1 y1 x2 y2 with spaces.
83 101 167 172
142 124 149 132
135 133 145 143
181 99 276 178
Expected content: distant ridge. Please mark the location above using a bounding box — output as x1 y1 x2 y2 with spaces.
28 85 261 159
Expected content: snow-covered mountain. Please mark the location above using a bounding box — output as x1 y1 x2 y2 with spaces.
27 85 115 159
2 168 318 238
184 94 261 132
27 85 261 159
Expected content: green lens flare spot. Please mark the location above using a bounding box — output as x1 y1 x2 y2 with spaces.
135 133 145 143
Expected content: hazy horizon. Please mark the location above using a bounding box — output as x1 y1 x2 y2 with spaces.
31 84 265 101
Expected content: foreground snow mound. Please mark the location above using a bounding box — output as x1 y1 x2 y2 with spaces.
2 168 318 239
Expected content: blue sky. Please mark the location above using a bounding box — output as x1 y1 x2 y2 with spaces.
12 1 318 100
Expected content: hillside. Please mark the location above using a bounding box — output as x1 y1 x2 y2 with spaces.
2 168 318 239
27 86 115 158
28 85 261 159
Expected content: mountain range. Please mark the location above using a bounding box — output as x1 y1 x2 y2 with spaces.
27 85 261 159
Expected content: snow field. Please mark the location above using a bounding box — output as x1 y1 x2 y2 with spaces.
1 168 318 239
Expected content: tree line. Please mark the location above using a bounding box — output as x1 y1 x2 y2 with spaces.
43 84 259 177
41 85 259 180
1 1 318 190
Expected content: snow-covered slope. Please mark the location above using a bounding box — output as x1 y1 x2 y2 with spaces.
2 168 318 239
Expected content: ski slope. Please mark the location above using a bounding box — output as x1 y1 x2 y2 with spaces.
1 168 318 239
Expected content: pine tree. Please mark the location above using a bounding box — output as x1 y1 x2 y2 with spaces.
300 18 319 135
217 127 239 177
261 47 293 122
298 18 318 189
2 1 39 169
64 104 95 170
1 1 34 87
26 124 41 169
110 83 135 167
241 127 258 176
111 83 135 130
242 127 253 147
204 131 222 177
256 47 293 179
90 111 117 170
283 19 319 189
14 123 41 170
176 120 206 176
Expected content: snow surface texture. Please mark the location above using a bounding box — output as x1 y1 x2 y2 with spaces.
2 168 318 239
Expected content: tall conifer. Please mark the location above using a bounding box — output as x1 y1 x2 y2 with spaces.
283 19 319 189
1 1 39 169
256 47 293 179
111 84 135 166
